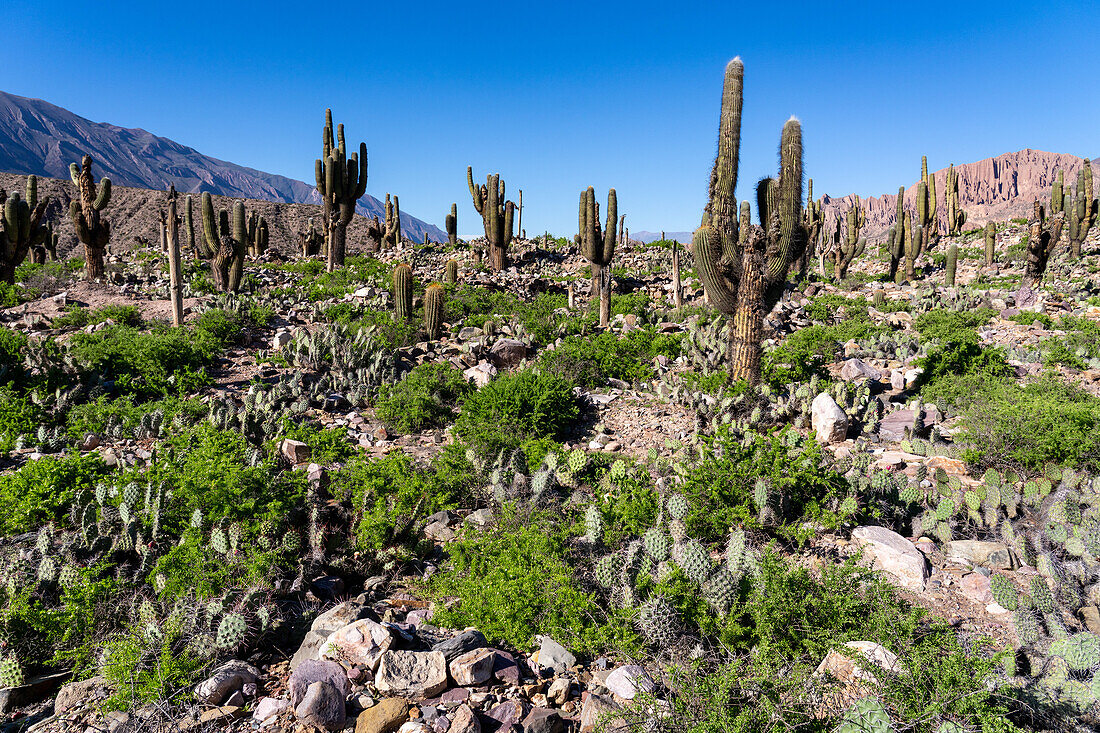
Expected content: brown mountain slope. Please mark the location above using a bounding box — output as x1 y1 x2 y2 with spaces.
820 149 1098 240
0 171 420 259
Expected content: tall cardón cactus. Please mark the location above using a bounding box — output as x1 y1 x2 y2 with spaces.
446 203 457 245
424 282 445 340
903 211 924 282
393 263 413 320
0 176 50 284
1051 169 1065 215
984 221 996 265
300 217 323 257
575 186 617 327
797 178 823 279
316 109 368 271
200 193 247 292
246 212 269 258
918 156 938 248
945 164 966 236
1066 160 1096 258
832 202 865 281
69 155 112 280
693 58 811 385
1020 199 1064 296
467 167 514 270
886 186 905 281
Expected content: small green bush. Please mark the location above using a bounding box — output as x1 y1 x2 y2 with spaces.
68 325 219 398
454 369 579 455
375 363 472 433
53 304 142 330
915 329 1010 398
539 328 680 388
0 452 109 533
0 328 27 383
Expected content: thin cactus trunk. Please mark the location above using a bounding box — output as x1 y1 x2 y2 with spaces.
166 187 184 327
599 267 611 328
728 233 766 384
517 189 523 242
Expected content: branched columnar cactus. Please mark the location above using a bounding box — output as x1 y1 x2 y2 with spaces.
185 194 197 257
903 211 924 282
1051 169 1065 215
984 221 996 265
693 58 811 385
32 222 59 264
918 156 939 249
1020 199 1064 294
316 109 368 271
575 187 617 327
0 176 50 283
424 283 445 339
945 163 967 236
69 155 112 279
797 178 823 279
393 263 412 320
467 167 515 270
446 203 457 245
384 194 401 250
300 217 323 257
246 212 269 258
833 202 865 280
886 187 905 282
945 244 958 286
1066 160 1096 258
200 193 247 292
445 259 458 284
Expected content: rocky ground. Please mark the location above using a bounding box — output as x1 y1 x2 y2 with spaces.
1 219 1099 733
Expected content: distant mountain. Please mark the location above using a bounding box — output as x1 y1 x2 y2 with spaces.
632 231 693 244
821 149 1099 240
0 90 446 242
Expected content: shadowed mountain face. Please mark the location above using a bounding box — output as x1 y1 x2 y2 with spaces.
0 90 446 242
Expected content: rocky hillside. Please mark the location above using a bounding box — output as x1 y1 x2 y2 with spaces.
0 171 438 259
821 149 1099 240
0 90 446 242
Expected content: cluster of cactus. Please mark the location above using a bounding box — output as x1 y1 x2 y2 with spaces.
575 186 618 326
1 175 51 284
299 217 324 257
209 372 310 444
467 446 590 507
0 654 24 688
944 163 967 236
393 263 413 320
887 199 924 283
592 492 760 645
69 155 112 280
799 178 824 279
366 194 401 252
1065 160 1096 258
283 324 398 405
1019 199 1065 295
467 167 515 270
917 156 939 249
692 58 813 385
198 194 254 292
315 109 368 270
246 211 269 257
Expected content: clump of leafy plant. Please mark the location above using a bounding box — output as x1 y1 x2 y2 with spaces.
375 362 472 433
454 369 579 455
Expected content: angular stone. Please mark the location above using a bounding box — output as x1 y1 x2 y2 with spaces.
464 361 497 388
424 521 456 542
449 648 495 686
840 358 882 383
291 601 371 670
375 651 449 700
253 697 290 725
522 707 563 733
602 665 654 700
957 572 993 604
289 659 350 708
449 704 480 733
815 641 901 684
488 700 527 727
811 393 848 444
851 526 929 592
432 629 487 662
54 676 106 716
546 678 571 706
295 680 346 731
356 698 411 733
536 637 575 673
579 694 623 733
492 651 520 685
945 541 1014 570
280 438 311 464
321 618 394 672
194 659 261 705
489 339 527 369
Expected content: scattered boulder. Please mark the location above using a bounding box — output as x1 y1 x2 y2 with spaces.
295 680 346 731
603 665 654 700
840 358 882 383
289 659 350 708
374 650 449 699
54 676 107 716
522 707 564 733
291 601 372 669
432 629 488 662
944 540 1014 570
280 438 311 464
579 694 623 733
193 659 261 705
356 698 411 733
851 526 929 592
321 618 394 672
449 648 496 686
811 393 848 444
535 636 576 673
449 703 481 733
489 339 527 369
253 697 290 727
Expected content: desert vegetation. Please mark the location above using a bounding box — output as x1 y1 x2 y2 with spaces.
0 55 1097 733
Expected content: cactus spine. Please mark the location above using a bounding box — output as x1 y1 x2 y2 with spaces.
945 244 958 287
68 155 112 280
945 164 966 236
576 187 617 328
315 109 368 271
693 58 810 385
467 167 515 271
1 176 50 284
424 282 445 340
200 193 247 292
393 263 413 320
984 221 996 265
446 203 457 245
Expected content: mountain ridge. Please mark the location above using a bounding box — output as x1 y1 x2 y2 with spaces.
0 90 446 242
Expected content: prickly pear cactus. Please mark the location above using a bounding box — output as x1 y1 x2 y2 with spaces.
990 573 1018 610
637 595 679 647
215 612 248 650
643 527 671 562
0 656 24 688
835 696 893 733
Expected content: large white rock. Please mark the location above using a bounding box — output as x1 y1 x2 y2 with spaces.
851 525 929 592
811 393 848 444
321 618 394 672
374 651 448 700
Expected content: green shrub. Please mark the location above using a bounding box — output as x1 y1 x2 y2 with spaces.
273 422 356 464
427 511 637 654
68 325 219 398
915 329 1010 397
539 329 680 388
375 363 472 433
65 394 207 440
53 304 142 330
954 375 1100 470
764 320 883 386
454 369 579 455
0 453 109 533
193 308 252 346
0 328 27 383
914 308 995 341
0 384 41 450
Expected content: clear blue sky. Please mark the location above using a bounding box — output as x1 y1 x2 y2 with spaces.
3 0 1097 236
